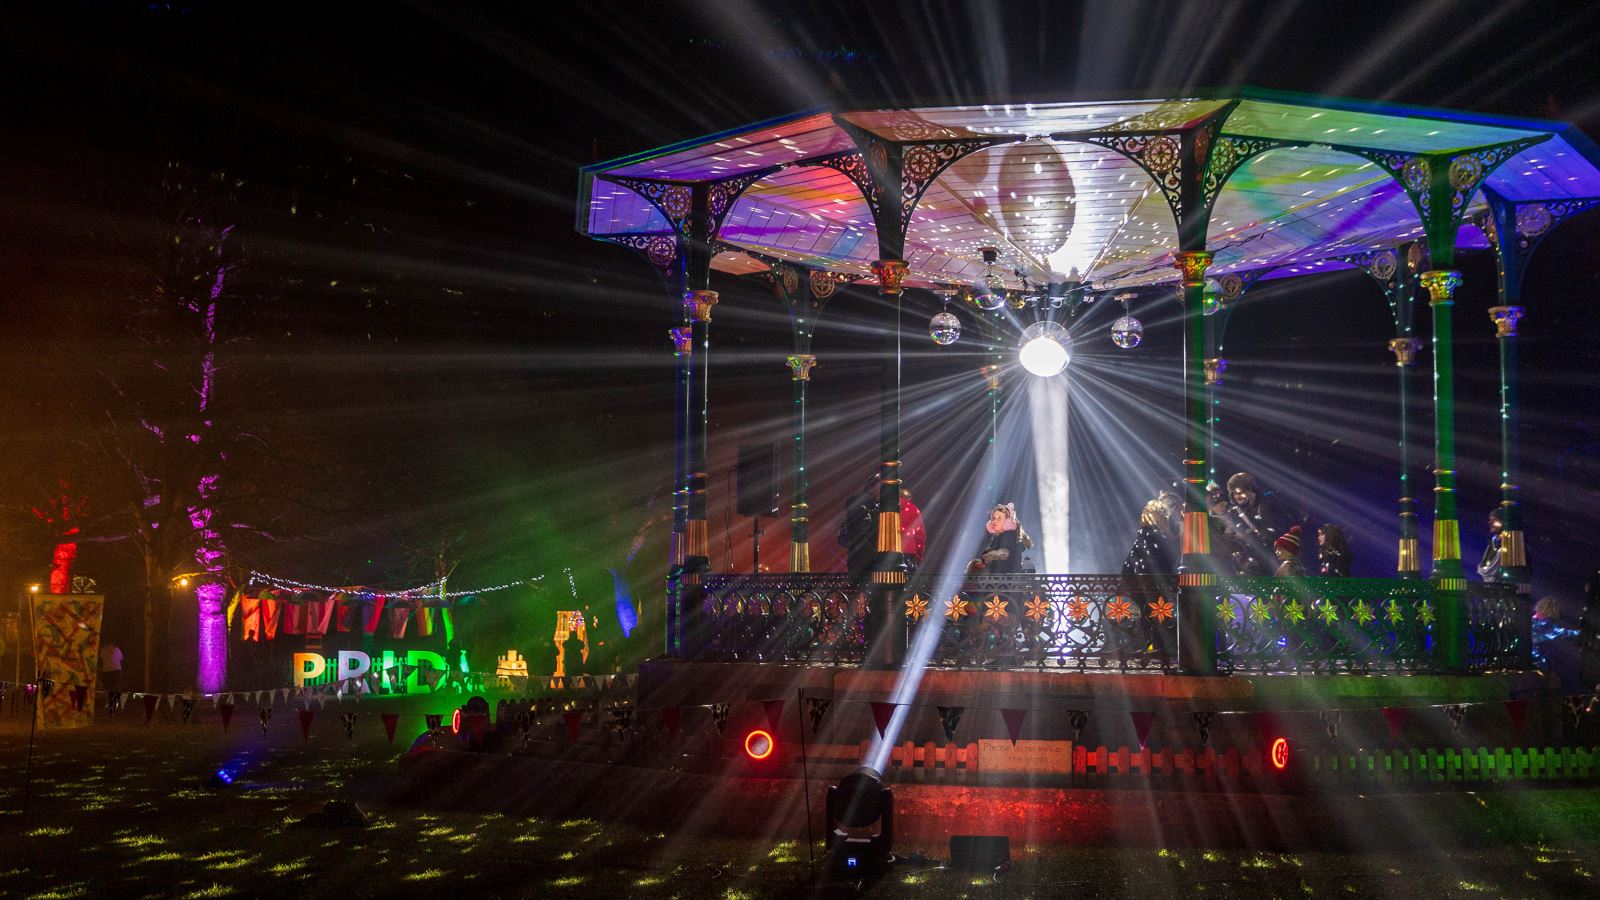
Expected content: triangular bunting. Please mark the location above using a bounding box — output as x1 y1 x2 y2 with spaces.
1068 710 1089 742
1380 707 1407 742
710 703 730 734
563 709 583 742
219 703 235 731
1444 704 1466 737
143 693 159 723
298 708 316 740
1001 708 1027 745
762 699 785 732
936 706 963 742
180 697 197 724
807 698 831 734
71 685 88 711
1504 699 1528 737
1191 711 1214 747
869 702 897 738
107 690 124 713
380 712 400 743
424 713 443 732
661 706 681 739
341 712 358 739
259 707 274 732
1130 711 1155 750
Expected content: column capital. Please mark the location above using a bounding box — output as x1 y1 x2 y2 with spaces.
1203 357 1228 386
1488 305 1524 338
786 353 817 381
1172 250 1214 287
1387 337 1423 367
669 326 692 355
682 290 718 322
1419 270 1462 306
871 258 908 296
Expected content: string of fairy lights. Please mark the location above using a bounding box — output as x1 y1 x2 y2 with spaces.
245 570 543 600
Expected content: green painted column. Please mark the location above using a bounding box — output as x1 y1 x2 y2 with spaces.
1489 306 1528 591
786 354 816 572
1388 336 1423 577
1420 270 1466 670
667 325 692 654
1175 250 1217 676
681 289 717 657
866 259 908 669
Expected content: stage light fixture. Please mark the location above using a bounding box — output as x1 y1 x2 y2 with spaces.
825 766 893 879
744 728 775 761
1270 737 1290 770
1018 321 1069 377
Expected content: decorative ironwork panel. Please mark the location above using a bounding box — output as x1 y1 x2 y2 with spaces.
807 151 881 225
1087 132 1186 223
1201 135 1288 209
898 139 1001 232
1212 577 1441 674
608 177 694 232
702 573 866 663
601 232 678 277
1465 583 1530 670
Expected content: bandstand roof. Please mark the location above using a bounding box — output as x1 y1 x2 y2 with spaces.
578 88 1600 291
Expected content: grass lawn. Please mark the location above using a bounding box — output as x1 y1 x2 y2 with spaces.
4 710 1600 898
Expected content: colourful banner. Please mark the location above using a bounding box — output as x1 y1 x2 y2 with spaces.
29 593 104 729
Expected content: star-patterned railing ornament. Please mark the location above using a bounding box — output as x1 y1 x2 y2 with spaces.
1249 599 1274 625
1106 597 1135 623
1316 602 1340 625
983 597 1008 623
1147 597 1175 624
1282 599 1306 624
1067 597 1092 622
1417 600 1435 626
904 594 928 621
1024 596 1050 622
946 596 972 621
1352 599 1376 627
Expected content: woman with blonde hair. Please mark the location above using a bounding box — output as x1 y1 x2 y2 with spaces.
1122 499 1176 575
970 503 1032 574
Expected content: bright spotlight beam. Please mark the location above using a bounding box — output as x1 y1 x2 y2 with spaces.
1018 321 1069 377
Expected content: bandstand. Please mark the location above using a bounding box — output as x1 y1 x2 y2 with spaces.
577 88 1600 682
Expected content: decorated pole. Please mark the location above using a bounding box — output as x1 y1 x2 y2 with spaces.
677 183 718 658
1175 250 1217 675
787 353 817 572
868 257 909 668
1389 335 1424 577
667 324 692 653
1489 306 1526 591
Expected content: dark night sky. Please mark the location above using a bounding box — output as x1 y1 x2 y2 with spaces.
4 1 1600 665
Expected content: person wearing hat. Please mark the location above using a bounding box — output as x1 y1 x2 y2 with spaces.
970 503 1032 575
1273 525 1307 577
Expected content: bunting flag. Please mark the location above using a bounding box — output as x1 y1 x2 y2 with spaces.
259 707 274 732
1505 699 1528 738
869 702 897 738
661 706 681 739
1318 709 1342 740
607 708 634 739
710 703 730 735
107 691 123 713
421 668 445 690
936 706 963 742
1001 708 1027 746
807 698 832 734
424 713 443 732
341 712 358 740
219 703 235 732
563 709 583 743
298 708 316 740
143 693 159 723
1444 704 1466 737
380 712 400 744
762 699 785 732
180 698 197 724
1191 711 1214 747
1130 711 1155 750
1068 710 1089 743
71 685 88 711
1381 707 1407 741
39 678 55 698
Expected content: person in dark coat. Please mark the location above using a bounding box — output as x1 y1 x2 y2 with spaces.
1122 500 1176 576
1273 525 1307 577
1317 524 1354 577
839 475 879 580
1222 471 1284 575
970 503 1032 574
1477 509 1506 583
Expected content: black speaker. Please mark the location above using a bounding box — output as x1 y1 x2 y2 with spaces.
949 835 1010 872
735 443 779 517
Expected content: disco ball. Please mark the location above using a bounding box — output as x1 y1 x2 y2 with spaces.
1018 320 1070 377
929 311 962 346
1111 315 1143 349
968 289 1006 312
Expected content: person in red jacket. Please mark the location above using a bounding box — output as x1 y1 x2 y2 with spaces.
899 488 926 571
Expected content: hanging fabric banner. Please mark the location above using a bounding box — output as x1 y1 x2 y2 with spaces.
143 693 159 723
259 707 274 732
936 706 963 742
1381 707 1407 742
1191 711 1214 747
180 697 197 724
1444 704 1466 737
807 698 832 734
424 713 443 732
1001 708 1028 746
28 592 104 729
1504 699 1528 738
762 699 785 732
1130 711 1155 750
563 709 583 743
869 702 897 738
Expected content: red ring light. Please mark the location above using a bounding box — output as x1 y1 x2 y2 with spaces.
1270 737 1289 770
744 728 775 761
451 708 462 735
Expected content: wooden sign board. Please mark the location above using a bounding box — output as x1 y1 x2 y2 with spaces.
978 739 1072 774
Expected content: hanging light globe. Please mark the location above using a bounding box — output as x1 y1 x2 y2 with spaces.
1018 320 1070 377
1111 314 1143 349
929 310 961 346
967 288 1006 312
